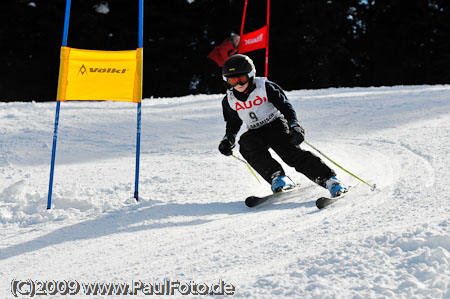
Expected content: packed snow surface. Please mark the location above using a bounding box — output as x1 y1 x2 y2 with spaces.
1 85 450 298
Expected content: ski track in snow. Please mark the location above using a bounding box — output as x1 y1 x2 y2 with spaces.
1 85 450 298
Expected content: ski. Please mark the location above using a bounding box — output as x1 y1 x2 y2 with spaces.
246 185 354 209
245 186 299 208
316 186 352 209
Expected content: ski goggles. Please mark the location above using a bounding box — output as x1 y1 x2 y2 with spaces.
224 74 249 87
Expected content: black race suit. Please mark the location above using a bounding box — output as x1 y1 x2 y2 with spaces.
222 79 335 186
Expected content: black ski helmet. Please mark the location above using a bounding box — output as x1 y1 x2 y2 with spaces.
222 54 256 82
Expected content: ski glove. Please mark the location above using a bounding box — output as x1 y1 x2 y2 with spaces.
218 136 235 156
289 122 305 145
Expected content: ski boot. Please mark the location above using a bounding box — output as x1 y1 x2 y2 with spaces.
271 171 294 193
325 176 348 197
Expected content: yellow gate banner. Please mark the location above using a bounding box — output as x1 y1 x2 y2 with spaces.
57 47 143 102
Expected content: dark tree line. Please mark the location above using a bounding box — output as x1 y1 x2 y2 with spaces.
0 0 449 101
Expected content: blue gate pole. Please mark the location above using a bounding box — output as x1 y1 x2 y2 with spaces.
48 0 72 209
134 103 141 201
134 0 144 201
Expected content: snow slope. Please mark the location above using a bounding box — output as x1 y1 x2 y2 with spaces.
1 85 450 298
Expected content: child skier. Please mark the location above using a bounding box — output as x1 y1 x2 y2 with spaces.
218 54 348 197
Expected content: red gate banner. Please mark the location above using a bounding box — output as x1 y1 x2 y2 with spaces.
238 26 268 54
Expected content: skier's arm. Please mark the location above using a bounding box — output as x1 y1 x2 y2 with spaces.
265 81 298 124
222 96 242 141
266 81 305 144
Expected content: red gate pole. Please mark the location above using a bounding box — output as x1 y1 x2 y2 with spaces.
265 0 270 78
239 0 248 43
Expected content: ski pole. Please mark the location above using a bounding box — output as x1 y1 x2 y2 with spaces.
232 154 261 184
304 140 376 191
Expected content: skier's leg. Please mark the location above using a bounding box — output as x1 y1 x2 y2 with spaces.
264 120 335 186
274 142 348 196
239 130 284 183
275 145 336 186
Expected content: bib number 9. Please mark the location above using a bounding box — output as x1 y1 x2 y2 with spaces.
249 112 258 121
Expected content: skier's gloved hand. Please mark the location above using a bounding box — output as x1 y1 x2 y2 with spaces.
218 136 235 156
289 122 305 145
